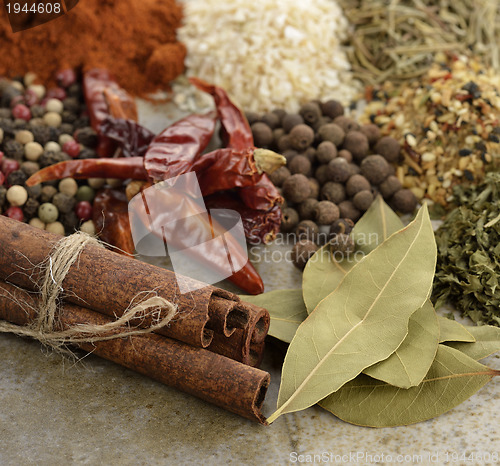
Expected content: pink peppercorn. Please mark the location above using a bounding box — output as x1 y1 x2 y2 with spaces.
12 104 31 121
75 201 92 221
63 140 81 158
4 206 24 222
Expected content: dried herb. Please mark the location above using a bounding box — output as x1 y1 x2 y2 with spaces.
445 325 500 360
433 173 500 326
438 316 475 343
302 196 404 313
321 345 500 427
240 289 307 344
267 205 436 423
340 0 500 85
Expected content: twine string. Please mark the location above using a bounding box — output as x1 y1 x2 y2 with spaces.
0 232 177 353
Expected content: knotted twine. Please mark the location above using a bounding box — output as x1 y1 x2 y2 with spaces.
0 231 177 354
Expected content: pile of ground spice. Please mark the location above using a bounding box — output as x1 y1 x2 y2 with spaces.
0 0 186 96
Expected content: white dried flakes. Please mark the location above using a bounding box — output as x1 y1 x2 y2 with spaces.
178 0 360 113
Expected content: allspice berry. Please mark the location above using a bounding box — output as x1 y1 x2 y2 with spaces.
360 155 390 185
277 134 292 152
345 174 371 197
316 141 337 164
338 200 361 222
289 155 311 175
332 116 360 134
282 174 311 203
318 123 345 147
251 122 273 147
291 239 318 269
308 177 320 199
374 136 401 163
315 165 330 186
269 166 291 187
327 157 351 183
281 207 300 233
299 102 321 126
329 233 355 258
321 182 346 204
321 100 344 119
353 190 374 211
379 175 402 199
338 149 352 162
295 220 319 242
360 124 381 146
342 131 369 162
298 198 319 220
329 218 354 237
289 124 314 151
261 112 280 129
282 113 304 133
391 189 418 214
315 200 340 225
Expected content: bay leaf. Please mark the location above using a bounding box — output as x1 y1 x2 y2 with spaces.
240 289 307 344
320 345 500 427
267 205 436 423
438 316 475 343
446 325 500 360
363 300 439 388
302 196 403 313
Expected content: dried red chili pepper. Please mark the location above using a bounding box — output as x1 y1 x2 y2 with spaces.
84 69 138 157
144 111 217 181
93 188 136 257
205 193 281 244
99 117 155 158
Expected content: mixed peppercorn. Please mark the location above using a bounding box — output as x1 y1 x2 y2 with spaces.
0 72 104 235
248 99 417 269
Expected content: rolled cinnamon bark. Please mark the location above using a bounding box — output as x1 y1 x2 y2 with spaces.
0 281 270 424
0 216 268 363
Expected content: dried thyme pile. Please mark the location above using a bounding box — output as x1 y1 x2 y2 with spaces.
339 0 500 85
433 172 500 326
362 55 500 210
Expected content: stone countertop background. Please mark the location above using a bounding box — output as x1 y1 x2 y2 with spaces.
1 100 499 465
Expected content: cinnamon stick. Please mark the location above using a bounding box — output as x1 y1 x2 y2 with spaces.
0 216 268 365
0 281 270 423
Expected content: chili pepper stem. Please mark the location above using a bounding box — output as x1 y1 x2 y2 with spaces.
253 149 286 174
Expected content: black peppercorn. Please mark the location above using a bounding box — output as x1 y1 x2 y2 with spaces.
321 182 346 204
345 174 371 197
374 136 401 163
61 110 77 124
282 113 304 133
20 161 40 178
30 105 45 119
295 220 319 242
3 140 24 161
251 122 273 147
40 185 58 203
291 239 318 269
78 148 97 159
289 124 314 151
281 207 300 233
360 155 390 184
63 97 81 114
6 169 27 187
52 192 76 214
316 141 337 164
315 200 340 225
0 185 6 208
282 174 311 203
60 123 74 136
73 116 90 130
26 183 41 200
60 211 80 233
317 123 344 146
31 126 52 146
321 100 344 119
298 198 319 220
22 198 40 220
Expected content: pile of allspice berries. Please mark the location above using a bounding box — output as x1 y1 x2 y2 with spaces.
247 100 417 269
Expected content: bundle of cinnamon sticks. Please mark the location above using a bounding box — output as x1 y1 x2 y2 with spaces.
0 215 270 423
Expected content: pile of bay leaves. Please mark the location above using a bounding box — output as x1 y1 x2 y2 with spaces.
243 197 500 427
